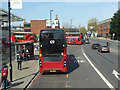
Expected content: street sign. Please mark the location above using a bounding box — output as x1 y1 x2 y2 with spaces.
11 0 22 9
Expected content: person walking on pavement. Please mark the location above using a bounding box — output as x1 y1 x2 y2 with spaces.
22 51 25 61
17 54 22 70
36 44 39 51
0 62 8 89
107 42 109 46
25 48 29 60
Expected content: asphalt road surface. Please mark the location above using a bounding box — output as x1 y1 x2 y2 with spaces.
27 38 119 89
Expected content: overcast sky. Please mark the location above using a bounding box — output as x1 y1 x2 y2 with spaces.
1 1 119 28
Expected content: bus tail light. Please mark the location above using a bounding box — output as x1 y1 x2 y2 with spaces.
108 48 110 49
64 60 67 67
40 60 42 67
61 52 64 56
101 48 103 50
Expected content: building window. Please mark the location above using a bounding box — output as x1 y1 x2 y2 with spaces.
104 33 105 36
106 29 108 31
101 30 102 32
24 23 30 27
101 34 102 36
104 25 105 27
104 29 105 32
106 24 108 27
24 29 31 32
101 25 102 28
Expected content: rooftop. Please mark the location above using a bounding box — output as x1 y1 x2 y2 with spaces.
0 8 24 22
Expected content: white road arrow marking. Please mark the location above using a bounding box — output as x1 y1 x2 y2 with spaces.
112 70 120 81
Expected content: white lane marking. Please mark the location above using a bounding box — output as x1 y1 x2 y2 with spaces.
112 70 120 81
80 60 85 63
81 46 115 89
65 81 71 88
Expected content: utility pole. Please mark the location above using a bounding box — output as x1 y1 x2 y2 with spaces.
50 10 53 28
71 19 72 31
8 0 13 82
20 24 21 32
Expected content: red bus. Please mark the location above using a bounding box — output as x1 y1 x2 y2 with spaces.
12 32 38 43
39 28 67 73
66 32 83 45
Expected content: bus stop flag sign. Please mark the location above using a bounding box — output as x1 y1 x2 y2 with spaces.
11 0 22 9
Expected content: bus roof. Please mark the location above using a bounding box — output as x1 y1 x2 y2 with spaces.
40 28 65 31
13 32 35 34
66 32 81 34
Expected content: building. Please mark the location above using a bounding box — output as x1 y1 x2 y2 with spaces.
0 8 23 63
0 8 23 43
98 18 111 38
24 15 60 36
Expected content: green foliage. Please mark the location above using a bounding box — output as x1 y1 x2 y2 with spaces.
87 18 98 32
80 26 87 34
110 10 120 36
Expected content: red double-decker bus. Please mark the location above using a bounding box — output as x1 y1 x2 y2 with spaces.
39 28 67 73
12 32 38 56
66 32 83 45
12 32 38 43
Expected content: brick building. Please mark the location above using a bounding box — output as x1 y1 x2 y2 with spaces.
98 18 111 38
24 15 60 36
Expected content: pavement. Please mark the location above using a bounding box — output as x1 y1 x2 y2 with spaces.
92 37 119 43
0 45 39 89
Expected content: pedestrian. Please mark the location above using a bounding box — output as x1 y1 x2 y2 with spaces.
17 54 22 70
36 44 39 51
0 62 8 89
107 42 109 46
25 48 29 60
22 51 25 61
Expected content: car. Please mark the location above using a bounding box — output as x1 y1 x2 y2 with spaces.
92 43 100 49
98 45 110 53
85 39 89 44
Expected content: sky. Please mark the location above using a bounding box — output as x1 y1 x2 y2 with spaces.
1 1 119 28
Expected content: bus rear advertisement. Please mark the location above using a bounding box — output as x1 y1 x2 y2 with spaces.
39 28 67 73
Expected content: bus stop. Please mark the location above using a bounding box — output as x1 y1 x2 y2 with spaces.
13 41 34 61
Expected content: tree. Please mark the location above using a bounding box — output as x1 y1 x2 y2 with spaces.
80 26 87 34
87 18 98 32
110 10 120 38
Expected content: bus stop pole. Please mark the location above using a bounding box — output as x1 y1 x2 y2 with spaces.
15 45 17 61
8 0 13 82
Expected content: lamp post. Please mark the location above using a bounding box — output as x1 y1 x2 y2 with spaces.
8 0 13 82
50 10 53 28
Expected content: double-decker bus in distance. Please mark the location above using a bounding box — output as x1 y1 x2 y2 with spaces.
39 28 67 73
12 32 38 43
66 32 83 45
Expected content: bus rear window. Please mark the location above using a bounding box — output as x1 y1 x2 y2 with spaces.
40 30 64 40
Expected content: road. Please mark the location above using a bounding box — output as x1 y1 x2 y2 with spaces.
27 38 119 89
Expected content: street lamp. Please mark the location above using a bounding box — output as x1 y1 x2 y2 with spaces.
50 10 53 28
8 0 13 82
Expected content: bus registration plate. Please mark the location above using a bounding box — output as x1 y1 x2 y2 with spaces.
50 70 56 72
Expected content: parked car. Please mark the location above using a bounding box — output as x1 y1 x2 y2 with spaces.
92 43 100 49
98 45 110 53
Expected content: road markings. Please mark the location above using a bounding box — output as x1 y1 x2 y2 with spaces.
66 74 68 78
112 70 120 81
81 46 115 89
80 60 85 63
65 81 71 88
